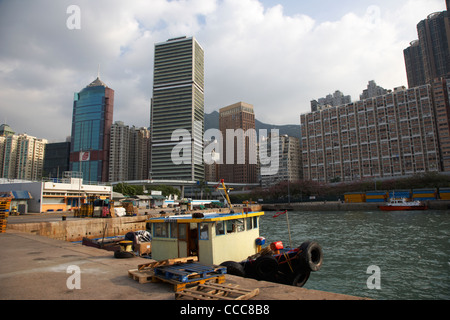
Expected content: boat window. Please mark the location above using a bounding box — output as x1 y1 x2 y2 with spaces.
169 222 178 239
226 219 245 234
246 217 253 230
216 221 225 236
253 216 258 228
199 223 209 240
178 223 187 240
226 220 235 234
236 219 245 232
154 223 169 238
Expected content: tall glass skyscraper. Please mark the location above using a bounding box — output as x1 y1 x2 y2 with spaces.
150 36 204 181
70 77 114 182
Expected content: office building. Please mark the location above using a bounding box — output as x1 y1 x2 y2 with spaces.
150 36 204 181
43 141 71 179
301 84 441 182
69 76 114 183
218 102 258 184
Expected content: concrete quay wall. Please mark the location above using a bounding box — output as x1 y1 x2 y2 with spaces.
7 216 148 242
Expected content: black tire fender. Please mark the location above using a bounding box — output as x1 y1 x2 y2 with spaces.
254 255 278 279
292 270 311 287
220 261 245 277
298 241 323 272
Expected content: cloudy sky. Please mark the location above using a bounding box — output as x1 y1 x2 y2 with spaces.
0 0 446 142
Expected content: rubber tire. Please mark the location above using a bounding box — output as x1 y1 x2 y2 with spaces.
292 271 311 287
220 261 245 277
254 255 278 279
298 241 323 272
114 250 135 259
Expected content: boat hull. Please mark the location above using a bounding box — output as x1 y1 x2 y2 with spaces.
378 205 428 211
82 236 124 251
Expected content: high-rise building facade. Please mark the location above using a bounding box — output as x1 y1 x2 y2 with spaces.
404 3 450 87
218 102 258 184
432 77 450 171
129 126 151 181
418 10 450 84
260 134 301 187
150 36 204 181
108 121 130 182
301 85 441 182
43 141 71 179
109 121 151 182
0 130 47 181
311 90 351 112
70 76 114 183
404 40 426 88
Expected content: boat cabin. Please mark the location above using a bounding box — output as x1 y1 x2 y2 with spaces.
146 211 265 265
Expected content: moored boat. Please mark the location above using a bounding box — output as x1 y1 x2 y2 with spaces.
378 198 428 211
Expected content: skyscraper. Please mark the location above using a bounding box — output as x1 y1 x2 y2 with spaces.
150 36 204 181
404 40 426 88
218 102 258 184
0 128 47 181
417 10 450 84
70 76 114 182
405 3 450 87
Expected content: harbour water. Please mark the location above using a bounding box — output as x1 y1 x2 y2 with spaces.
259 209 450 300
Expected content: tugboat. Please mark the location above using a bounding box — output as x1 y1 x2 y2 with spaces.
378 198 428 211
145 180 323 287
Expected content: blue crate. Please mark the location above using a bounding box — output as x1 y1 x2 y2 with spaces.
154 262 227 283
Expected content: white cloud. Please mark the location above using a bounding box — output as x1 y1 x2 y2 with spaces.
0 0 446 141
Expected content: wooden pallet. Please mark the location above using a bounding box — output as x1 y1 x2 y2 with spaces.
175 282 260 300
137 256 198 271
128 269 155 284
154 274 226 292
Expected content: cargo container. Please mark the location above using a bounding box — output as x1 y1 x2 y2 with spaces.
438 188 450 200
412 189 436 201
365 191 388 202
344 193 366 203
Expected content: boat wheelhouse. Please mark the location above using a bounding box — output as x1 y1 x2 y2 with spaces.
146 211 264 265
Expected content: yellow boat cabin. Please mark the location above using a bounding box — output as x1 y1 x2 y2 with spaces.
146 211 265 265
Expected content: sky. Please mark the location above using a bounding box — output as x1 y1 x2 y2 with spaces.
0 0 446 142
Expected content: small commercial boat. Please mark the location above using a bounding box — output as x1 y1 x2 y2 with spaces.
82 235 125 251
145 180 323 287
379 198 428 211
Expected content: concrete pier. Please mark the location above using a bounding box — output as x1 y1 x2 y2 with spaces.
0 230 367 301
1 210 368 301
